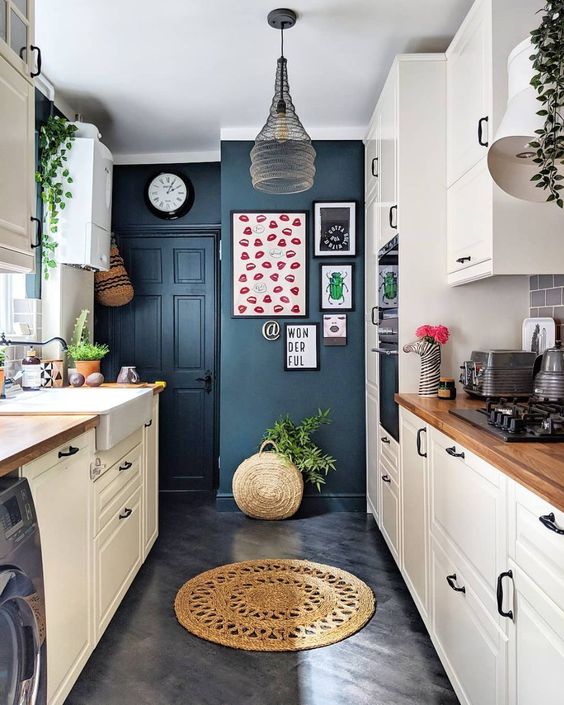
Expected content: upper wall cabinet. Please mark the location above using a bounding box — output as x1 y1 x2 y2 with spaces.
0 0 36 79
446 0 564 286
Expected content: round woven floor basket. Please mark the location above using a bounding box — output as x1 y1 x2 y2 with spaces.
233 441 304 520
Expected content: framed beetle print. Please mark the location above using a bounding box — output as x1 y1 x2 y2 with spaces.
232 211 308 317
320 263 355 311
313 201 356 257
284 323 320 371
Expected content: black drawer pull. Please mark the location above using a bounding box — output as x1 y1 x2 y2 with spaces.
416 428 427 458
144 419 153 428
119 508 133 520
478 116 489 147
119 461 132 472
371 157 379 177
382 474 391 483
497 570 514 620
381 436 390 444
446 446 465 459
446 573 466 594
539 512 564 535
456 256 472 264
58 446 79 458
389 205 398 230
30 217 42 249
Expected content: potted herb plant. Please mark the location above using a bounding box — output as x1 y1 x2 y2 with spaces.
67 309 109 378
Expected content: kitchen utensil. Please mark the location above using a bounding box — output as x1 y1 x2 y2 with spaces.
533 344 564 400
116 366 140 384
522 317 556 355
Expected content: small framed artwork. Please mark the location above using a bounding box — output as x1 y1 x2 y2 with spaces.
323 314 347 346
232 211 308 318
320 263 355 311
284 323 320 371
313 201 357 257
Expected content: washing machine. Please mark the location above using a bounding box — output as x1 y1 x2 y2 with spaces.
0 477 46 705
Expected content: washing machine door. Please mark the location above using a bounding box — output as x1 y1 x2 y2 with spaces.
0 569 42 705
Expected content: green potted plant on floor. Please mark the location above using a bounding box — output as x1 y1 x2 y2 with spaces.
67 309 109 377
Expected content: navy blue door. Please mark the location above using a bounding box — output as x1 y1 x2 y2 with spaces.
117 235 217 492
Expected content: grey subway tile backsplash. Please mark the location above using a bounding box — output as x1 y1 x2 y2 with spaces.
555 275 564 287
530 275 539 290
531 289 546 307
530 275 564 343
539 274 555 290
546 288 562 306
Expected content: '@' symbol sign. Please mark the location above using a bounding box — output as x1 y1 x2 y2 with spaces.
262 321 281 341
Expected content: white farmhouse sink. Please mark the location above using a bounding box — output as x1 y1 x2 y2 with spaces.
0 387 153 449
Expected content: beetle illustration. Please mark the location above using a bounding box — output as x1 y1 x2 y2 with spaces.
326 270 349 305
379 269 398 304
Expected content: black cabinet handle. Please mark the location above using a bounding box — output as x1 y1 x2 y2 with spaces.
371 157 379 178
416 428 427 458
119 461 132 472
119 507 133 520
382 474 391 483
58 446 79 458
389 205 398 230
381 436 390 444
446 573 466 594
30 45 42 77
496 570 514 620
371 306 379 325
478 116 489 147
144 419 153 428
539 512 564 535
446 446 465 459
30 217 41 249
456 256 472 264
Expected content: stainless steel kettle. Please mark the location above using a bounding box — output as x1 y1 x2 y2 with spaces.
534 344 564 399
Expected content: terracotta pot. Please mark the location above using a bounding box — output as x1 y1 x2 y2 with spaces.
74 360 101 378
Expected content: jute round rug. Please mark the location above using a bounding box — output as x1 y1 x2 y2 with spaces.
174 558 376 652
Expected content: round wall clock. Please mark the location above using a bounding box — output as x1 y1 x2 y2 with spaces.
144 171 195 219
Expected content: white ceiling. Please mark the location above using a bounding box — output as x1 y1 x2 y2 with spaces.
36 0 473 163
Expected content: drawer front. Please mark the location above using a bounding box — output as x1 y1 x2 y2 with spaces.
22 430 94 480
94 443 142 535
429 427 505 606
510 480 564 610
379 425 399 470
381 473 400 565
95 428 142 478
431 537 507 705
95 485 142 638
379 450 399 486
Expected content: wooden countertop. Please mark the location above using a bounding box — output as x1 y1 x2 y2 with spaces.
396 393 564 512
101 383 165 394
0 415 99 478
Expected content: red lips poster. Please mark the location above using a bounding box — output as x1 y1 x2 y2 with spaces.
232 212 307 317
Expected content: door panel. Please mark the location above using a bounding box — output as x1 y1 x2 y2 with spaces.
115 235 217 492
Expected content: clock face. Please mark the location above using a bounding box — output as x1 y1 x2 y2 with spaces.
145 172 194 219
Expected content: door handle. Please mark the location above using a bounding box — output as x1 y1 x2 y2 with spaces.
58 446 79 458
446 573 466 594
371 306 379 325
381 436 390 444
539 512 564 535
446 446 465 459
144 419 153 428
371 157 379 177
389 205 398 229
119 461 132 472
371 348 399 356
196 370 213 393
30 217 42 249
416 428 427 458
478 116 489 147
119 508 133 520
496 570 514 620
456 256 472 265
382 474 391 483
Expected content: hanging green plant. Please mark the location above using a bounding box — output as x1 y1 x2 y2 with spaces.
35 115 78 277
529 0 564 207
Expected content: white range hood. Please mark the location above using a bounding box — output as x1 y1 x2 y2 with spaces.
488 37 563 202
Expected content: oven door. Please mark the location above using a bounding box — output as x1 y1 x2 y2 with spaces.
373 344 399 442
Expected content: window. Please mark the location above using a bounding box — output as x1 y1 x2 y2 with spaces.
0 273 26 335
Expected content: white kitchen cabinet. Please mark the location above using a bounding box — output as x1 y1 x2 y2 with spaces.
379 427 401 564
378 71 398 248
399 408 428 617
0 0 36 79
0 51 35 273
446 0 564 285
21 431 95 705
366 389 379 522
143 395 159 558
365 112 380 205
365 199 379 391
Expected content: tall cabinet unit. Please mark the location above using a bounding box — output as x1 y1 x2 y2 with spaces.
446 0 564 286
0 0 37 273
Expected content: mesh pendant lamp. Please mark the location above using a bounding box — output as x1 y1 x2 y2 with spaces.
250 9 316 194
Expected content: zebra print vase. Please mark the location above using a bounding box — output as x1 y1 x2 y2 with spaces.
403 339 441 396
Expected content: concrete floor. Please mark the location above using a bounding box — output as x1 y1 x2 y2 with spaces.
65 496 459 705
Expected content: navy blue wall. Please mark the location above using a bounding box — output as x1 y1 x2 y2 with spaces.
218 140 366 511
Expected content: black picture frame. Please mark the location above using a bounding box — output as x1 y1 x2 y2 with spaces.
144 170 195 220
313 201 357 257
231 210 309 319
319 262 355 311
284 323 320 371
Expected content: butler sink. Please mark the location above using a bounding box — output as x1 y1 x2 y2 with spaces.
0 387 153 449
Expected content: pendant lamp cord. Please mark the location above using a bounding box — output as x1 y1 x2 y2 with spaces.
280 22 286 58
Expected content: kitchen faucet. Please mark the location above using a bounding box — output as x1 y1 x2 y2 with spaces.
0 333 69 352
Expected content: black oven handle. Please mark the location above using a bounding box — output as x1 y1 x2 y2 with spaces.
371 348 398 356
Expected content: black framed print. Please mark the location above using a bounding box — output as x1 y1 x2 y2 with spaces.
284 323 320 371
231 211 308 318
313 201 357 257
320 263 355 311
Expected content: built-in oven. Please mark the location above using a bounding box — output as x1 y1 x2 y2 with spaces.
373 236 399 441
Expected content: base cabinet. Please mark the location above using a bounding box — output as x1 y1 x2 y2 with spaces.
143 395 159 558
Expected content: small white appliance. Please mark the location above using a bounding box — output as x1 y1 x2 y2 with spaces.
58 122 113 271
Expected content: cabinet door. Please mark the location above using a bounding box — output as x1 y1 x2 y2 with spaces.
366 389 379 522
381 469 400 565
23 444 93 705
400 410 428 616
365 200 379 389
143 395 159 559
0 53 34 273
508 562 564 705
447 0 492 186
0 0 35 78
378 71 398 248
365 111 380 205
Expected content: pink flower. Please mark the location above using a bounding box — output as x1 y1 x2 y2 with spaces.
415 324 450 345
416 325 434 339
433 325 450 345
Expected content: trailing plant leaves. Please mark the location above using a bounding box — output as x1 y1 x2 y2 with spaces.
529 1 564 207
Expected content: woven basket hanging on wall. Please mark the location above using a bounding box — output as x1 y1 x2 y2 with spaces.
94 242 134 307
233 441 304 520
